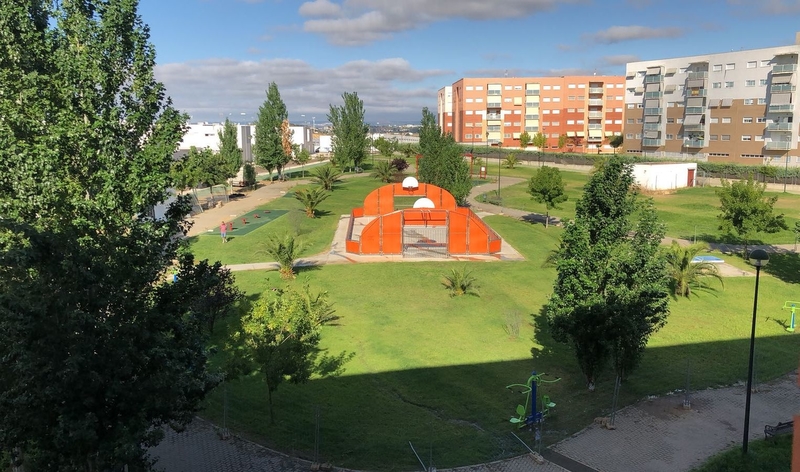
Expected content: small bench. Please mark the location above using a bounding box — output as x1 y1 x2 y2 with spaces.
764 421 793 439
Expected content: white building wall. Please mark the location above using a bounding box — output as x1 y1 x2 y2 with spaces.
318 135 333 153
633 163 697 190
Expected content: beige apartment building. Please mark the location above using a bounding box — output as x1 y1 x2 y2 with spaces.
624 36 799 166
437 75 626 153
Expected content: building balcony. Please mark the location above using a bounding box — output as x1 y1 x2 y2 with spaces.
773 64 798 74
587 124 602 130
643 123 661 131
645 91 663 99
525 102 539 108
642 138 663 147
685 106 705 115
765 141 793 150
486 125 501 132
644 75 664 83
768 104 794 113
524 114 539 120
684 139 705 148
588 111 603 118
487 102 502 108
524 126 539 132
683 123 705 131
687 71 708 80
644 107 663 115
525 90 540 96
770 84 796 93
767 122 792 131
588 99 604 106
486 113 502 120
588 87 604 94
686 89 707 97
487 90 502 96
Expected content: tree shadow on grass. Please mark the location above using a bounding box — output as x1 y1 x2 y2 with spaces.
763 251 800 285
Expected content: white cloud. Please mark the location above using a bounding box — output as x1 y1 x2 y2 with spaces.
599 55 640 66
584 25 683 44
728 0 800 14
155 57 450 122
300 0 584 46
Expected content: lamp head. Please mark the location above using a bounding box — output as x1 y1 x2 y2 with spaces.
748 248 769 267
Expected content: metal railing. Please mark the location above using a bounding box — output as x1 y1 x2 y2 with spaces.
773 64 797 74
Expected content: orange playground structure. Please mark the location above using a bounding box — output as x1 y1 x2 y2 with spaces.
345 179 502 257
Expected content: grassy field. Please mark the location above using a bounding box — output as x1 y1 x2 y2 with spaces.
196 208 800 470
691 436 791 472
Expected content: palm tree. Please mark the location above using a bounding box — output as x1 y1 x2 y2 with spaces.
263 233 302 279
294 187 329 218
312 164 342 191
664 241 724 297
371 160 395 183
441 267 480 297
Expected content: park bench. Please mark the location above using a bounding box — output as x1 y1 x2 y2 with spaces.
764 420 793 440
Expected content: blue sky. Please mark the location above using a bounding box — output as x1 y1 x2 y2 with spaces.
141 0 800 124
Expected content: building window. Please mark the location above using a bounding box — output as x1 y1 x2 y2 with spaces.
605 119 612 124
667 102 675 108
710 135 718 141
466 86 474 91
552 121 560 126
747 61 757 69
514 122 521 126
577 120 584 125
504 97 512 102
578 84 586 88
505 85 513 90
616 83 624 88
543 97 551 102
725 81 734 88
676 102 685 107
568 96 576 101
504 133 511 138
465 134 472 139
627 103 635 109
627 118 634 124
725 63 735 70
476 98 483 102
552 97 561 102
635 134 642 139
542 110 550 114
514 85 522 90
710 118 718 123
567 108 576 113
577 96 585 100
550 133 559 138
637 103 643 108
721 134 730 141
567 120 575 125
636 118 643 124
568 84 576 89
677 118 684 124
466 98 473 103
552 110 560 114
543 85 551 90
476 86 484 90
760 60 770 67
742 135 752 141
616 96 623 101
744 99 754 105
758 98 767 104
666 134 674 140
712 82 722 89
756 117 767 123
680 67 688 74
504 122 511 126
722 117 731 123
743 117 753 123
745 80 755 87
755 135 765 141
553 85 561 90
465 122 473 127
667 118 675 124
626 133 634 139
712 64 722 72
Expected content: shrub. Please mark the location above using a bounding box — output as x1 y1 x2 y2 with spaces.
390 158 410 172
441 266 480 297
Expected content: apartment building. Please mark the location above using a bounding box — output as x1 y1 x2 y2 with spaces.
437 76 626 152
624 37 799 166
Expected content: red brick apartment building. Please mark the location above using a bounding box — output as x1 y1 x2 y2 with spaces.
437 76 626 153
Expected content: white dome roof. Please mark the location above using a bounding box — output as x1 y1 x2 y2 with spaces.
413 198 435 209
402 176 419 189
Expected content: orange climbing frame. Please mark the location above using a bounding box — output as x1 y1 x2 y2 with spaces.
345 183 501 256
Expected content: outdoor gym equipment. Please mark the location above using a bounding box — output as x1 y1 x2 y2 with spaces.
782 301 798 332
506 371 561 430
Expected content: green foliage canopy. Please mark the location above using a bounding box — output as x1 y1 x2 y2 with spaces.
328 92 369 171
255 82 288 180
416 108 471 205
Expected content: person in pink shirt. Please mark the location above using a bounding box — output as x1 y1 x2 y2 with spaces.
220 221 227 243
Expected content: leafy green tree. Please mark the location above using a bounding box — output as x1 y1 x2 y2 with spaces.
663 242 724 298
399 143 419 160
371 160 395 183
716 176 787 257
545 157 670 389
328 92 369 172
528 166 568 228
0 1 225 468
218 118 242 185
557 134 567 152
441 267 480 297
254 82 288 182
373 136 398 157
294 187 330 218
243 163 257 187
417 108 472 205
312 164 342 191
291 145 311 177
229 283 349 423
532 132 547 152
176 252 244 333
519 131 532 149
609 134 624 154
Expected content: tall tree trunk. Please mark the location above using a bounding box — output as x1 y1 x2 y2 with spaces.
267 387 275 424
545 211 550 229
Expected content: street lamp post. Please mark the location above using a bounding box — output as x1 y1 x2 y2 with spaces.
485 131 490 176
497 142 502 196
742 248 769 455
784 154 789 193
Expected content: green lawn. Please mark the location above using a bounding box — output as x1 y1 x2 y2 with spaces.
197 210 800 470
692 436 791 472
484 170 590 222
